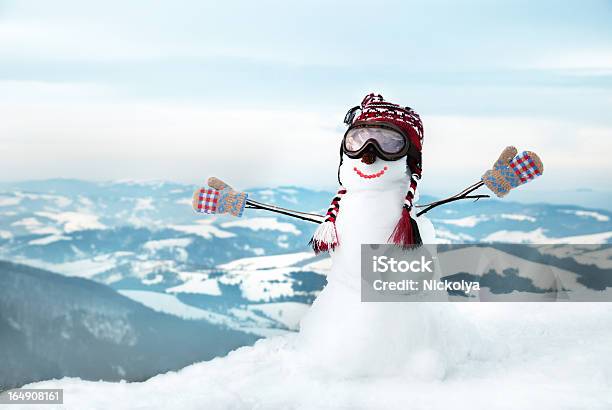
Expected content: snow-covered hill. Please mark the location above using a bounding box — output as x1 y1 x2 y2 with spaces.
0 261 256 390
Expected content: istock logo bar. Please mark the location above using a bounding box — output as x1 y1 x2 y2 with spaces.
360 244 612 302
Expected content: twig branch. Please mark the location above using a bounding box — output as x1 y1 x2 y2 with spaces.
246 201 324 224
416 181 487 217
247 199 324 218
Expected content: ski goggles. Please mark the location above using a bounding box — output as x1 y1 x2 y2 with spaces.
342 121 411 161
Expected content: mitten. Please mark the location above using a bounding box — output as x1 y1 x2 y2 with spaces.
207 177 231 191
207 177 248 217
482 146 543 198
217 188 248 217
193 187 221 214
192 186 248 217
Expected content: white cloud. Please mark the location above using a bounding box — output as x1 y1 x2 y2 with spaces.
1 84 611 193
3 2 610 71
530 50 612 71
0 20 172 61
0 80 113 104
422 115 612 194
0 89 340 189
0 75 610 193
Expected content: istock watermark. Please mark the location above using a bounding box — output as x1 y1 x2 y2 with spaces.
372 255 434 273
370 253 479 292
0 388 63 404
361 244 612 302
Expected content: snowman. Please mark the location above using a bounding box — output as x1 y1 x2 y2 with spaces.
194 93 543 379
309 93 436 286
296 94 473 379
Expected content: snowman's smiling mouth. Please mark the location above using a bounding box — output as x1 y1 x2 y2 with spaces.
353 166 388 179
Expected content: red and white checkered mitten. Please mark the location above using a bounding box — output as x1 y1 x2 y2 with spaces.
192 186 248 217
192 187 221 214
191 177 249 217
482 146 544 198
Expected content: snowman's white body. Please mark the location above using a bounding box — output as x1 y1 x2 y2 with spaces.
332 161 436 289
321 153 436 289
296 155 475 379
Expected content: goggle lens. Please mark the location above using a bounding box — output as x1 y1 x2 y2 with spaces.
344 126 406 154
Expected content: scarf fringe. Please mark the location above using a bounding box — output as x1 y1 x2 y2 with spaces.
389 207 423 249
310 220 338 254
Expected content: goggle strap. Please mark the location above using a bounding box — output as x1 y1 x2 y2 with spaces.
343 106 361 125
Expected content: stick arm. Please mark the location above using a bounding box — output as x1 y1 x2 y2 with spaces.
246 201 325 224
200 177 325 224
416 181 489 217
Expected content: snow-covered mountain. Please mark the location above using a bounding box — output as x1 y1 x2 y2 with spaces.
1 179 610 324
0 180 333 333
1 179 611 390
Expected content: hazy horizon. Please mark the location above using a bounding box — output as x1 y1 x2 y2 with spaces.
2 177 611 211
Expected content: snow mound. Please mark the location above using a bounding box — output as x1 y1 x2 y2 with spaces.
22 255 118 279
28 234 71 245
0 195 22 206
562 209 610 222
143 238 193 252
219 252 314 271
170 220 235 239
500 213 537 222
117 290 215 320
221 217 301 235
484 228 612 244
22 303 612 409
166 277 222 295
435 215 488 228
216 252 323 302
35 211 107 233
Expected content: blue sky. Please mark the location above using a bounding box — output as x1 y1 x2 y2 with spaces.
0 0 611 205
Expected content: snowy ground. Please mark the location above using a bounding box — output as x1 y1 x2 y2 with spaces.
20 303 612 410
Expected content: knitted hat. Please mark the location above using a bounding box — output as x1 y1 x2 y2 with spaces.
311 93 424 254
349 93 423 154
